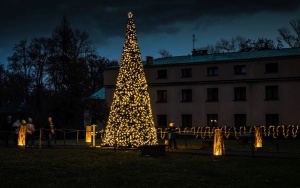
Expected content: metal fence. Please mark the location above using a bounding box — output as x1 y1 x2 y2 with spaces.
0 125 299 153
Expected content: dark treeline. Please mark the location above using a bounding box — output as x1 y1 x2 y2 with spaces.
158 18 300 58
199 18 300 54
0 16 118 129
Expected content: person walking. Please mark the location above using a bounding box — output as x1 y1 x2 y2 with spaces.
167 123 178 150
45 116 55 147
26 118 35 147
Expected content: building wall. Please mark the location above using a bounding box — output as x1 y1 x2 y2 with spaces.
104 55 300 127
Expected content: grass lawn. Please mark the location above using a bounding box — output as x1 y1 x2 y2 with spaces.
0 147 300 188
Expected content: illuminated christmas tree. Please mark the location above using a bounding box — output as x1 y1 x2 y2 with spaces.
103 12 158 147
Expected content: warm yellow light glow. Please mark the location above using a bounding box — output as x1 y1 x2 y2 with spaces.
18 125 27 147
254 127 263 148
213 128 224 156
85 125 92 143
103 12 158 147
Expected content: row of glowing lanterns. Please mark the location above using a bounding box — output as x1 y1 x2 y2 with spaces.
85 126 263 156
17 124 98 148
213 128 262 156
18 125 263 156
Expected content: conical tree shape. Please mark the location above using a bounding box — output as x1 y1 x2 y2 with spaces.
103 12 158 147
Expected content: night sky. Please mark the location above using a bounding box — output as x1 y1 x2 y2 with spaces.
0 0 300 65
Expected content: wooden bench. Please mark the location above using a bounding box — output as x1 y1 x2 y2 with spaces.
139 145 167 156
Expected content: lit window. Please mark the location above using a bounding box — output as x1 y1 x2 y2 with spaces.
207 114 218 127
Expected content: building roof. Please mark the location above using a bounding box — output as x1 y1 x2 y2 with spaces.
91 87 105 100
147 48 300 66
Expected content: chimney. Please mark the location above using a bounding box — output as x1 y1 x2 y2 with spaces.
192 49 208 56
146 56 153 64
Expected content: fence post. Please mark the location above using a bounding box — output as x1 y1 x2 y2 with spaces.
39 128 42 149
92 124 97 147
252 131 255 158
77 130 79 145
54 130 56 144
63 128 66 147
185 133 187 148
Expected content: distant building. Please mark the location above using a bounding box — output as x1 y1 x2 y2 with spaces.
103 48 300 128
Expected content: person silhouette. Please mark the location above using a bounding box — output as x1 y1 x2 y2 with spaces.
167 123 178 150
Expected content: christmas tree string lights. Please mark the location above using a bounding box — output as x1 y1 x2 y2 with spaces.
102 12 158 147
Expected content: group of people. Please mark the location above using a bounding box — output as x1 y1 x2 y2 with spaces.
0 115 55 148
2 115 177 149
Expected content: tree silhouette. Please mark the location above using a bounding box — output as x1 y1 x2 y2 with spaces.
278 18 300 48
103 12 158 147
5 16 112 128
158 49 172 58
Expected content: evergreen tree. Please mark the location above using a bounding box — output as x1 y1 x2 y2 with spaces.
103 12 158 147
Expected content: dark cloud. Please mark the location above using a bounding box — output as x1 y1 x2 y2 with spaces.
0 0 300 62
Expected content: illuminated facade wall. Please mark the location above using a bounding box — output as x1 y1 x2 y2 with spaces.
104 48 300 128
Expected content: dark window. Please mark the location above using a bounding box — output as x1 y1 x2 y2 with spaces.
234 87 246 101
157 115 167 127
157 70 167 79
207 88 218 102
234 114 246 127
182 114 192 128
207 114 218 127
157 90 167 103
181 68 192 78
266 114 279 126
207 67 218 76
182 89 192 102
234 65 246 75
265 86 278 100
265 63 278 73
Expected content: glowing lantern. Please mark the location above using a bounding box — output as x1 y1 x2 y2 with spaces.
213 128 224 156
85 125 92 143
18 124 27 147
254 127 263 148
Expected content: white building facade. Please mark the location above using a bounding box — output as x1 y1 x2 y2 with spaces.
104 48 300 128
